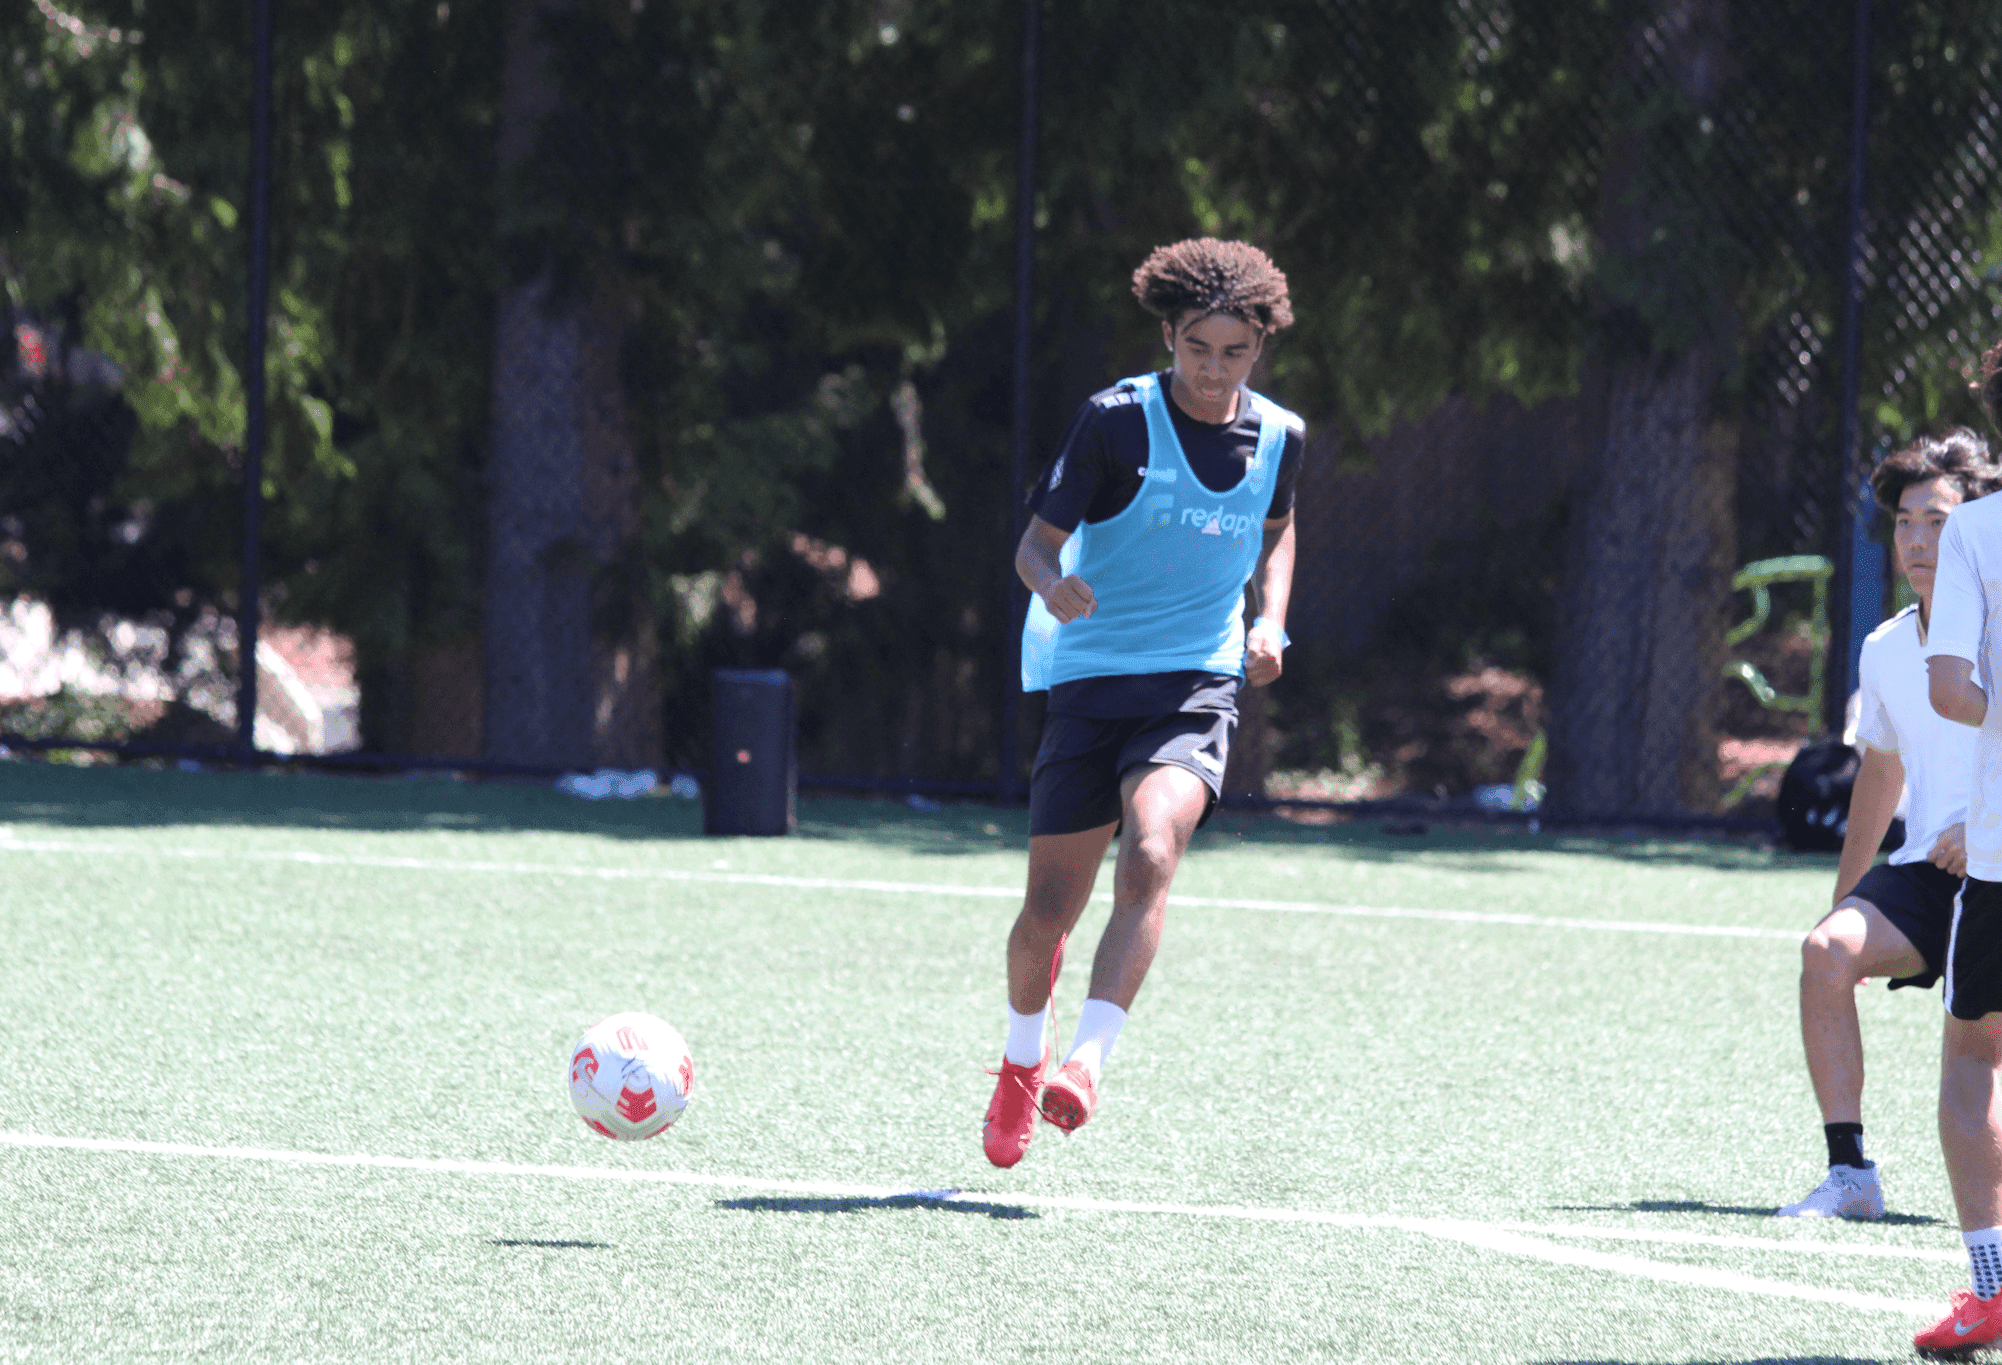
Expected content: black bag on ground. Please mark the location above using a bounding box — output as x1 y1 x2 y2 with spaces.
1776 738 1856 852
1775 737 1904 854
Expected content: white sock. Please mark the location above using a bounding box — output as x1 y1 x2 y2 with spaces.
1063 998 1128 1083
1004 1004 1047 1068
1968 1228 2002 1300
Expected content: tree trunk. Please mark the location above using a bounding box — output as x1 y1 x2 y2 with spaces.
1543 0 1738 818
1545 352 1735 815
483 0 657 771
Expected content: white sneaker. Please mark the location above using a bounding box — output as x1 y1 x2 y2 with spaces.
1776 1163 1884 1219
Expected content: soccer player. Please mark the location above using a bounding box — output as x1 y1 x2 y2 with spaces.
982 238 1304 1168
1781 431 1998 1221
1919 405 2002 1353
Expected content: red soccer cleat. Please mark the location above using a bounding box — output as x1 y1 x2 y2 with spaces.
983 1054 1045 1168
1917 1289 2002 1357
1038 1059 1099 1133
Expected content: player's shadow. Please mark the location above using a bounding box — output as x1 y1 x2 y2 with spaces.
489 1238 610 1249
1556 1199 1944 1227
717 1192 1037 1221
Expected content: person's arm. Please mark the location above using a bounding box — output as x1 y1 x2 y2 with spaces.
1832 745 1904 906
1928 513 1988 726
1930 656 1989 727
1243 513 1295 688
1015 516 1095 623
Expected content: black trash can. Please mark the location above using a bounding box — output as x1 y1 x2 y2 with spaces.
706 668 796 836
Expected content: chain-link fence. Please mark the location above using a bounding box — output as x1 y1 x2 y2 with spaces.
5 0 2001 820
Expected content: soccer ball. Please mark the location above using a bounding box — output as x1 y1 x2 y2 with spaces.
568 1011 694 1140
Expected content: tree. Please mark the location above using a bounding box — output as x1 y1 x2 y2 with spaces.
2 0 502 750
1544 1 1741 816
483 0 654 770
11 0 2002 803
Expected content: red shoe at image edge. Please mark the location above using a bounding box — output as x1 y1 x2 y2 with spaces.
1917 1289 2002 1357
1038 1059 1099 1133
982 1055 1045 1168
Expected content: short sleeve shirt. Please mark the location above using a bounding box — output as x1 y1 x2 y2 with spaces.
1924 494 2002 879
1027 373 1305 532
1856 605 1974 865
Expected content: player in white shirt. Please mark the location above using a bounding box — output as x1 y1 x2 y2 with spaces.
1782 431 1999 1224
1918 387 2002 1352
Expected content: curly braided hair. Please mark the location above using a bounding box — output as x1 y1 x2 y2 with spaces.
1131 238 1294 334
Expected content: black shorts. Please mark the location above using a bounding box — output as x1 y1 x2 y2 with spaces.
1849 861 1959 991
1947 875 2002 1021
1029 673 1238 838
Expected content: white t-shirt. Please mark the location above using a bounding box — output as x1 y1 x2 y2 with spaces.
1856 604 1973 864
1925 494 2002 880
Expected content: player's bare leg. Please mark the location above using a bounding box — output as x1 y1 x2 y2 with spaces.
1007 824 1118 1014
1085 763 1209 1009
1041 763 1208 1132
1917 1012 2002 1355
1783 900 1924 1218
985 823 1115 1168
1940 1013 2002 1230
1800 900 1925 1124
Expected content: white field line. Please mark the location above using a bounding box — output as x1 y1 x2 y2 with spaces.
0 1131 1937 1316
0 836 1802 942
1491 1219 1962 1263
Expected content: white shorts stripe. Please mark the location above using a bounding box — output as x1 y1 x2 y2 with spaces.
1947 881 1967 1016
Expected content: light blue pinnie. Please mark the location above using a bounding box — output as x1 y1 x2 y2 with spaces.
1021 372 1294 691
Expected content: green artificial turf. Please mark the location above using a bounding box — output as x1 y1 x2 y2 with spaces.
0 762 1968 1361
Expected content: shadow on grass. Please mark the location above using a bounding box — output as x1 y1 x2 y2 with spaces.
1537 1358 1898 1364
0 760 1022 854
1196 811 1807 876
489 1238 610 1249
717 1192 1037 1221
1555 1199 1944 1227
0 759 1821 875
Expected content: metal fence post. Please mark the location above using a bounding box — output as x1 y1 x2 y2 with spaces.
1824 0 1872 735
235 0 273 760
1000 0 1042 803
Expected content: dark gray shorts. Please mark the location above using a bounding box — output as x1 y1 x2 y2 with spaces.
1849 860 1957 991
1947 876 2002 1021
1028 708 1235 837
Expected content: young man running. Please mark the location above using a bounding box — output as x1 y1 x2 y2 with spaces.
1919 405 2002 1353
1781 431 1998 1221
983 238 1303 1167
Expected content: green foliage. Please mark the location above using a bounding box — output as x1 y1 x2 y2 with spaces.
2 0 499 678
0 686 132 742
8 0 2002 779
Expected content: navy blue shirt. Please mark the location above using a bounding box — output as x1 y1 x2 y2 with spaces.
1027 372 1306 531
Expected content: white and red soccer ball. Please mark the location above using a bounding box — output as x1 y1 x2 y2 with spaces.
568 1012 694 1140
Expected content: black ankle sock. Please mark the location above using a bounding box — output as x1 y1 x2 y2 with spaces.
1825 1122 1867 1169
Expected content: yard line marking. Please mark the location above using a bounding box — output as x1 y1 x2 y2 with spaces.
0 1131 1937 1315
1493 1220 1962 1263
0 836 1803 942
1388 1220 1934 1316
1162 892 1802 940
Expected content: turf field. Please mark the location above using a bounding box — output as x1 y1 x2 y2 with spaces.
0 762 1970 1362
